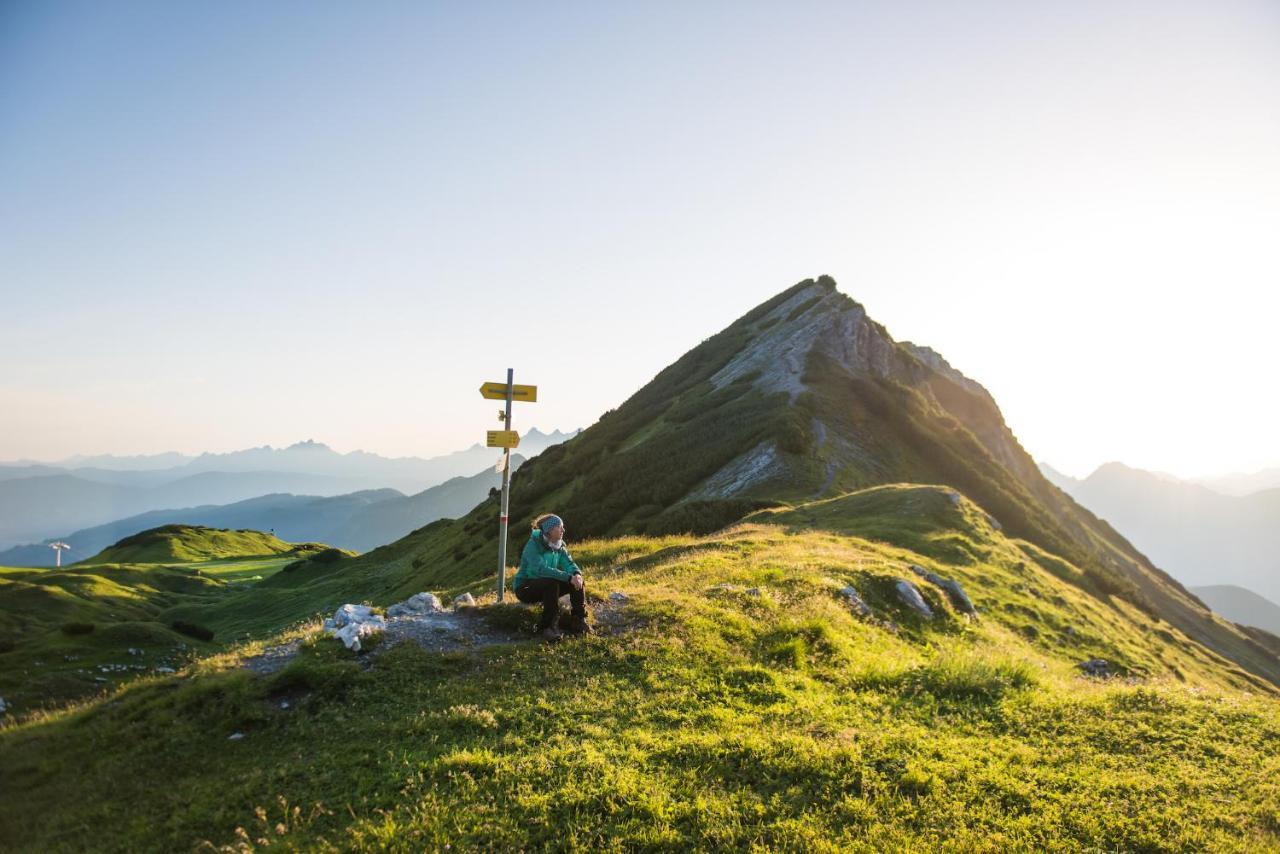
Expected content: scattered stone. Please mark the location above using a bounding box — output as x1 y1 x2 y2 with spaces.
93 677 107 683
155 666 176 674
0 697 7 714
127 647 143 656
984 513 1002 531
837 585 872 617
947 491 962 506
608 591 629 603
386 593 444 617
228 732 245 741
1077 658 1111 678
326 604 387 652
908 565 977 615
894 580 934 619
744 587 763 597
279 700 290 710
453 592 476 610
1065 626 1077 637
63 655 78 662
705 583 738 594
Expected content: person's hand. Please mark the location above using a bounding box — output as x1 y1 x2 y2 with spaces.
571 574 584 590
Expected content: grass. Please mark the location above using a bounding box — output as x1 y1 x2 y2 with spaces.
81 524 330 565
2 491 1279 851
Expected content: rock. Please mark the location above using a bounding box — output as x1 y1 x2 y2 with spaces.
331 603 379 628
280 700 290 710
837 585 872 617
1065 626 1077 637
0 697 7 714
745 587 763 597
984 513 1002 531
947 491 962 506
608 591 629 603
908 565 976 615
127 647 143 656
228 732 245 741
1077 658 1111 678
387 592 444 617
453 592 476 609
327 603 387 652
705 583 738 593
894 580 934 619
155 666 176 674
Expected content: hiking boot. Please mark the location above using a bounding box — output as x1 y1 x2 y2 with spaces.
538 625 563 642
564 615 592 636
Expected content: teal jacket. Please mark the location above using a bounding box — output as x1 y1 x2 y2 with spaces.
514 530 581 587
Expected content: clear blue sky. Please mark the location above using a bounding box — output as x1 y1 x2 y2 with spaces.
2 1 1278 478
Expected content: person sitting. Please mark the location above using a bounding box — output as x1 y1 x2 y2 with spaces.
513 513 589 640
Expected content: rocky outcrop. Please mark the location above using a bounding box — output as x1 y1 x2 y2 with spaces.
909 565 977 615
895 580 934 619
325 604 386 652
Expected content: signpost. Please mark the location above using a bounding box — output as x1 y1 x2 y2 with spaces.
479 370 537 601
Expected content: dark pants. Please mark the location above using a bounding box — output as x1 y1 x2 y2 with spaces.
515 577 585 630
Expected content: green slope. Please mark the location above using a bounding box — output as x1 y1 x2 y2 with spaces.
0 530 348 711
81 524 323 565
295 276 1280 688
2 486 1278 850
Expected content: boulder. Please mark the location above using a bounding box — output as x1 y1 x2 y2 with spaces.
326 603 387 651
1077 658 1111 678
387 592 444 617
329 603 378 628
908 565 976 615
453 592 476 609
894 580 934 619
837 585 872 617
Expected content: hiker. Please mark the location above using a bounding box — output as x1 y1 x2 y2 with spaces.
514 513 589 640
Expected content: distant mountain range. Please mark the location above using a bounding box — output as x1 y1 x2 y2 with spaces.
0 456 526 566
0 429 575 550
1191 585 1280 637
1040 461 1280 603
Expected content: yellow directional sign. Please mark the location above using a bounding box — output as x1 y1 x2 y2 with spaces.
486 430 520 449
479 382 538 402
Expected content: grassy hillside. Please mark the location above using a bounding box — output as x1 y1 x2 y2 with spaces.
81 524 323 565
0 529 350 712
2 486 1278 850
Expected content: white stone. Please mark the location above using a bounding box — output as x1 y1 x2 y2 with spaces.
331 603 378 629
156 666 176 674
608 591 629 603
228 732 245 741
0 697 7 714
453 592 476 609
894 580 934 619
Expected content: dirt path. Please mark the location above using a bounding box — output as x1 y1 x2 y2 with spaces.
243 597 632 676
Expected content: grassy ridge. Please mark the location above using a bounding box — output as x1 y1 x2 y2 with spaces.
82 524 325 565
2 487 1278 850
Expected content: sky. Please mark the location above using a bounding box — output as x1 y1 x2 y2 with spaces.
2 1 1278 479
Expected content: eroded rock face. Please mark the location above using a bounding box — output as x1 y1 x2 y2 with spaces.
894 580 934 619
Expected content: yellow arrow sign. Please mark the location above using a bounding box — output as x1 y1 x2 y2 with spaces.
479 382 538 402
486 430 520 449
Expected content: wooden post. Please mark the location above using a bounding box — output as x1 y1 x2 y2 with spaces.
496 368 514 602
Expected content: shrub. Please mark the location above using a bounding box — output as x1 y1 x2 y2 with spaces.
171 620 215 642
61 622 95 636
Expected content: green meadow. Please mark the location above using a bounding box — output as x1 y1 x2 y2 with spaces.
2 487 1277 851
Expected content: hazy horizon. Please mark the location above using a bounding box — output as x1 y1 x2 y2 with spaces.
3 2 1278 479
